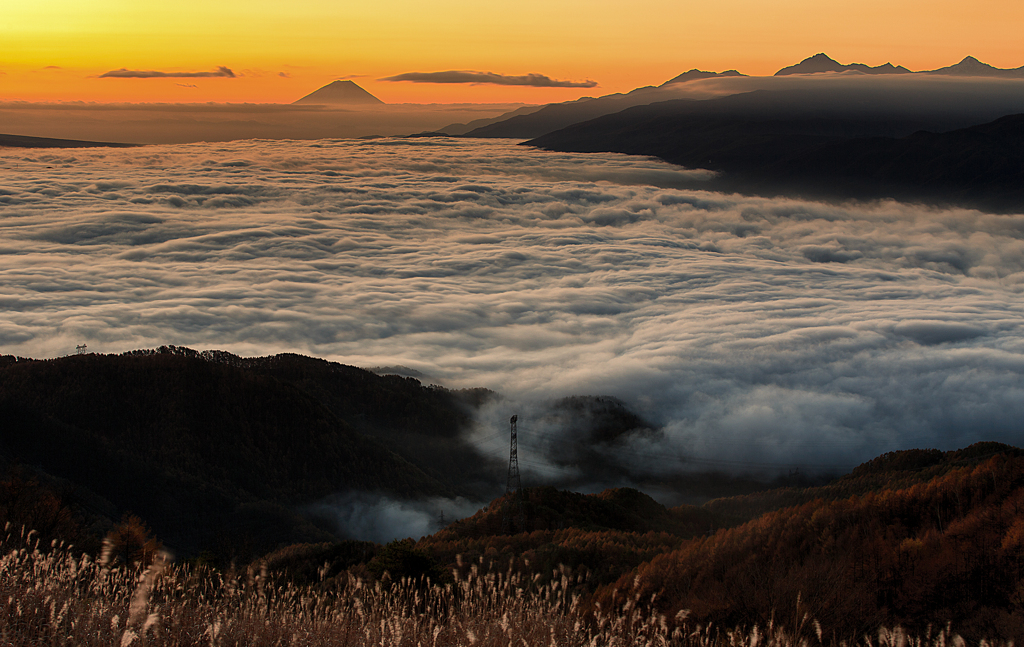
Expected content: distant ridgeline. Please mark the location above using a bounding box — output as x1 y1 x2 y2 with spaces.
0 133 140 148
774 53 1024 77
459 52 1024 211
526 101 1024 212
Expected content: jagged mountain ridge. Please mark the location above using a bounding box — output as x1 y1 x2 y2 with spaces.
776 52 1024 77
460 53 1023 141
661 68 746 84
775 52 913 75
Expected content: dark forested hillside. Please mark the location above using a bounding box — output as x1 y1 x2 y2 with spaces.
222 352 502 497
0 348 490 555
701 442 1024 526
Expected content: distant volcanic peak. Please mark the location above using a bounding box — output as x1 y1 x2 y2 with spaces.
662 68 746 85
775 53 911 76
293 80 385 105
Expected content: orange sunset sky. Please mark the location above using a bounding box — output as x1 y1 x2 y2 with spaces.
3 0 1023 105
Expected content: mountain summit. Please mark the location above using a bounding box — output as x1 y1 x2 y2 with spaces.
775 53 911 76
661 69 746 85
293 80 385 105
924 56 1024 77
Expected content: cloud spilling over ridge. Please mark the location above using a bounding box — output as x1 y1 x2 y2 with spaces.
646 72 1024 104
99 66 236 78
308 492 482 543
380 70 597 88
1 138 1023 487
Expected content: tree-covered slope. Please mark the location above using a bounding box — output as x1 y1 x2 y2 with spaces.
0 348 466 554
603 447 1024 641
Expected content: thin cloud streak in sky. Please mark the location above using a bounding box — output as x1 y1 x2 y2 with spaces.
1 138 1022 480
381 70 597 88
99 66 236 79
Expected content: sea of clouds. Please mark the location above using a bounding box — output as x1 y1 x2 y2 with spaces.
2 137 1023 500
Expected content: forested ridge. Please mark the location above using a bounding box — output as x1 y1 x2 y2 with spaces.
0 347 487 554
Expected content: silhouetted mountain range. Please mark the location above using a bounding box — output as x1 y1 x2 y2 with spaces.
435 105 545 136
460 68 758 139
776 53 1024 77
462 86 679 139
525 88 1024 210
460 53 1023 143
775 53 912 75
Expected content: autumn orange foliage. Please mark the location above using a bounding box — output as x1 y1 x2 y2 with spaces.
603 453 1024 641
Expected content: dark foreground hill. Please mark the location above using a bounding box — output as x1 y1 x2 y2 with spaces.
0 347 799 558
0 347 491 555
606 447 1024 640
237 442 1023 640
527 90 1024 211
408 443 1024 640
3 446 1022 647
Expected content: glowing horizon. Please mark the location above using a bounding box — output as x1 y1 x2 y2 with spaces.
3 0 1022 104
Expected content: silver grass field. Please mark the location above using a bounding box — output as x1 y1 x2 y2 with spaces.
0 527 1006 647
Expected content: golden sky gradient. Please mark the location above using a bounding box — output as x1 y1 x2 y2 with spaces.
2 0 1022 104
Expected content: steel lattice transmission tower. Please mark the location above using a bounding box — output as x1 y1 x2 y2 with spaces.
501 414 525 534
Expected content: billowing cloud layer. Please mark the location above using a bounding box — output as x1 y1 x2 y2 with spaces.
99 66 236 78
1 137 1023 497
381 71 597 88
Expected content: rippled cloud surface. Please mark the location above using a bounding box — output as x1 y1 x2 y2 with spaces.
2 138 1023 478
